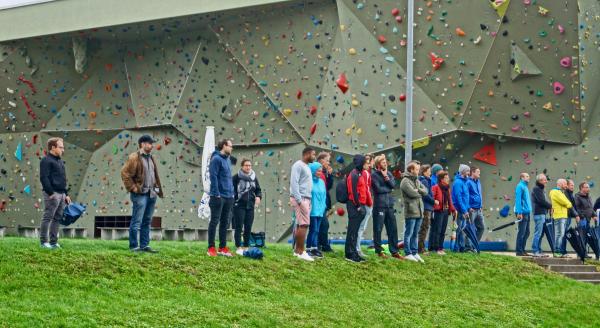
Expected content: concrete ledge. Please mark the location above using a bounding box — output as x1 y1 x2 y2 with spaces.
100 227 129 240
17 225 40 238
61 227 88 239
163 229 183 241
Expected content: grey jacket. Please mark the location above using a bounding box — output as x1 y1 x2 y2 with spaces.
400 172 428 218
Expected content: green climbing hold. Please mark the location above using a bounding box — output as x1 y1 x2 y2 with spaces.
112 144 118 155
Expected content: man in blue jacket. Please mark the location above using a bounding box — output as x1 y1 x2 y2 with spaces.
514 172 532 256
452 164 470 252
207 139 235 257
467 166 485 250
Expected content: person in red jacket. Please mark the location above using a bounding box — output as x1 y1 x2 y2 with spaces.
429 171 456 255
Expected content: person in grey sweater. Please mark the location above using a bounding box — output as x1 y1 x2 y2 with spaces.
574 182 597 227
400 160 428 262
290 147 316 261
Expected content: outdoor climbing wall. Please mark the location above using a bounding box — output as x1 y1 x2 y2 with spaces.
0 0 598 249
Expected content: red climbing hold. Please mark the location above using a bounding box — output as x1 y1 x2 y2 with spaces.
309 105 317 115
20 92 36 120
336 73 349 94
377 35 387 44
310 123 317 135
473 143 497 166
18 75 36 94
336 207 345 216
399 93 406 102
391 8 400 16
429 52 444 71
296 90 303 100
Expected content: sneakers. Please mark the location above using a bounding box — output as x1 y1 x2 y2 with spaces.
414 254 425 263
310 249 324 259
235 248 246 256
130 247 141 252
295 251 315 262
217 247 233 257
531 252 542 258
40 242 52 249
51 243 61 249
553 253 562 258
345 256 364 263
141 246 158 253
207 246 218 257
436 250 446 256
377 252 388 259
391 253 404 260
405 254 418 262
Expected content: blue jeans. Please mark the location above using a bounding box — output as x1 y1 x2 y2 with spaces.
404 217 423 256
515 214 530 254
306 216 322 249
554 218 567 254
454 215 467 252
559 217 573 254
129 192 157 249
531 214 546 254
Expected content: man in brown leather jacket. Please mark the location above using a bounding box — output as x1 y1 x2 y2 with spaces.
121 135 163 253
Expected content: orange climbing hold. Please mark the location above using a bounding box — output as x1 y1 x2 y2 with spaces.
473 143 497 166
310 123 317 135
89 111 97 119
455 27 466 36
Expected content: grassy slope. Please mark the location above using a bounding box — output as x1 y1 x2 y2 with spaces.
0 237 598 328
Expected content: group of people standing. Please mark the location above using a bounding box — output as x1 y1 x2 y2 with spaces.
38 135 596 259
515 173 599 257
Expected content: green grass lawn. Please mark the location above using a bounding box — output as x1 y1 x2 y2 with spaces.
1 237 599 327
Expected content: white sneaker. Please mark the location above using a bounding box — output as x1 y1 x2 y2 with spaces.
236 248 245 256
296 251 315 262
414 254 425 263
405 254 418 262
40 242 52 249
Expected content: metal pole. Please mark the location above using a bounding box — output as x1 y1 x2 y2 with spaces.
404 0 414 167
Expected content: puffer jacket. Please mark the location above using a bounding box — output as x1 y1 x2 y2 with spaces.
400 172 428 218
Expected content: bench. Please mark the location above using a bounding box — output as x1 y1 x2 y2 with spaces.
163 229 183 241
100 227 129 240
181 228 233 241
17 225 40 238
61 227 88 239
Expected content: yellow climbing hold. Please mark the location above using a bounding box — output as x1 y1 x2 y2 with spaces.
538 6 549 16
351 99 359 106
490 0 510 18
356 128 363 135
340 24 346 32
345 128 352 135
348 48 357 55
283 108 293 116
542 102 553 111
400 137 430 150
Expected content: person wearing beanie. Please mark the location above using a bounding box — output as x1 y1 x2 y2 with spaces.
451 164 470 252
430 163 443 186
306 162 327 258
344 154 372 262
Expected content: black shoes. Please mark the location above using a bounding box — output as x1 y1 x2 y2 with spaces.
141 246 159 253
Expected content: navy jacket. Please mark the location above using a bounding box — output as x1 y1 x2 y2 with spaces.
531 182 552 216
39 154 68 195
372 170 396 209
209 151 234 198
419 176 435 211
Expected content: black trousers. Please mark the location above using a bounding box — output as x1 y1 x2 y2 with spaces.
372 207 399 254
318 215 332 250
429 210 449 251
345 203 366 259
233 205 255 248
208 196 234 248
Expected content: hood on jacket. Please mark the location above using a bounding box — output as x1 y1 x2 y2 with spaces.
402 171 418 180
535 181 545 189
576 192 590 198
353 154 366 171
211 150 228 159
308 162 322 180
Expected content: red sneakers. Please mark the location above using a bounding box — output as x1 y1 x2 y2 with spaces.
377 252 388 258
207 246 217 257
217 246 233 257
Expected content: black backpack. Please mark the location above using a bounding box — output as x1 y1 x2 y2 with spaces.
336 169 360 205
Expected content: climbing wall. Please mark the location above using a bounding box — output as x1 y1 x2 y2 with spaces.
0 0 598 249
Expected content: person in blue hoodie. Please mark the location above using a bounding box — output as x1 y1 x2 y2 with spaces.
514 172 532 256
430 163 443 186
467 166 485 250
418 164 435 254
451 164 470 252
306 162 327 258
207 139 235 257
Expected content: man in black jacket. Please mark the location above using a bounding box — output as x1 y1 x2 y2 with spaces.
531 174 552 257
39 137 71 249
574 182 597 227
560 179 580 255
371 155 403 259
